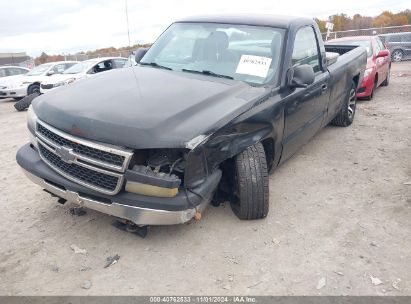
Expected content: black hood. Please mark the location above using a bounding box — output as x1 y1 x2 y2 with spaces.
33 66 267 149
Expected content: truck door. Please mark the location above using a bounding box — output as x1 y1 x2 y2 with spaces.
280 26 330 162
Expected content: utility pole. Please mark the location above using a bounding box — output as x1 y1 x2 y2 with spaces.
125 0 131 47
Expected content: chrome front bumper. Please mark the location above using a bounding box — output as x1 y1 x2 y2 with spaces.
22 169 209 225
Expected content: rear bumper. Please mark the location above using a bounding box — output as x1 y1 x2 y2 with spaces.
16 143 222 225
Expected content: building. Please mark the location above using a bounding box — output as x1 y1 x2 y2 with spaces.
0 52 33 68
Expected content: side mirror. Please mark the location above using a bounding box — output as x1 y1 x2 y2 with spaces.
47 70 55 76
288 64 315 88
135 48 149 63
377 49 389 58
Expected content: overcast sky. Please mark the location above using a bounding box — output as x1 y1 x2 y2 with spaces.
0 0 408 57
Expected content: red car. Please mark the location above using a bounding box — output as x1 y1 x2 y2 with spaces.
327 36 391 100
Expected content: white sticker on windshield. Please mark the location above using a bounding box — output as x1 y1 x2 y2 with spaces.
235 55 272 78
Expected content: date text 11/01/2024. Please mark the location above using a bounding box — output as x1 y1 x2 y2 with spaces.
149 296 257 303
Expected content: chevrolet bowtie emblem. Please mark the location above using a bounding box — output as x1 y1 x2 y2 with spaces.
55 146 76 163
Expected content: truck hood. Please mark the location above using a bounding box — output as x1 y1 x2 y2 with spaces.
33 66 267 149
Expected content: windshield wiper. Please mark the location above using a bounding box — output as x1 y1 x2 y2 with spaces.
139 62 172 70
181 69 233 80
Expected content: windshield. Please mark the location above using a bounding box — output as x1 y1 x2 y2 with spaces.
141 23 285 85
63 61 97 74
26 63 53 76
328 40 373 57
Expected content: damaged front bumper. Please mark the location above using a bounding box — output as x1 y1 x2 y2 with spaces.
16 143 221 225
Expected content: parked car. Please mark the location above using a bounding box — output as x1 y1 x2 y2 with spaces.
0 66 30 99
40 57 127 93
0 66 29 78
16 15 366 232
0 61 77 99
326 35 391 100
378 32 411 62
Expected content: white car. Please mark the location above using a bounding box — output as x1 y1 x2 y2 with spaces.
0 61 77 99
40 57 127 93
0 66 29 78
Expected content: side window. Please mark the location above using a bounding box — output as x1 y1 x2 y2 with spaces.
113 59 126 68
92 60 113 74
65 62 76 69
52 64 66 74
402 34 411 42
388 35 401 43
0 69 7 77
376 39 384 52
9 68 27 75
292 26 321 73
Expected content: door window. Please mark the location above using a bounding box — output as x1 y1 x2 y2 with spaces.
292 26 321 72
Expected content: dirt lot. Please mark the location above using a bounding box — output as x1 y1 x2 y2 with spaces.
0 62 410 296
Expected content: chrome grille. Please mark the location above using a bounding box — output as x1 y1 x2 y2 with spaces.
35 120 133 195
37 123 125 167
39 145 120 193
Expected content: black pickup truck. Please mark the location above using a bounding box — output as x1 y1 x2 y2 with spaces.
17 15 367 228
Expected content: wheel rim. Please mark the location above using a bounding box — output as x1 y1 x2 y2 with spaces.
348 88 356 119
32 86 40 94
393 51 402 61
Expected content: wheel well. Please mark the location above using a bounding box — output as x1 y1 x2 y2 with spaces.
352 74 360 89
261 138 274 170
27 82 40 94
374 73 378 85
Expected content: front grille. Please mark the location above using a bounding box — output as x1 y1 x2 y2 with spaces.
35 120 133 195
40 84 53 89
37 123 125 168
39 145 120 193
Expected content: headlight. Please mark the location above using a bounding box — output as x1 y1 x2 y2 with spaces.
364 68 373 78
54 78 76 88
27 105 38 133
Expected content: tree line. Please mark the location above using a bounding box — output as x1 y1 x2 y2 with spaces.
315 9 411 32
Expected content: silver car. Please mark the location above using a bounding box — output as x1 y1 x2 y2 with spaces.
378 32 411 62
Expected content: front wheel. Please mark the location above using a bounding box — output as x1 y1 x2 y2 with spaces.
331 81 357 127
230 142 269 220
27 84 40 95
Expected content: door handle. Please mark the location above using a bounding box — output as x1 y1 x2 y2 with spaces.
321 84 328 92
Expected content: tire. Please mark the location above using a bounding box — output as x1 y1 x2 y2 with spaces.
27 83 40 95
14 93 40 111
365 86 374 101
230 142 269 220
391 50 403 62
381 68 390 86
331 81 357 127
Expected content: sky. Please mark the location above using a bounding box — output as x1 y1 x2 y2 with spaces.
0 0 408 57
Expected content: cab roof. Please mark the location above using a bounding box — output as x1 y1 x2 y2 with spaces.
176 14 314 29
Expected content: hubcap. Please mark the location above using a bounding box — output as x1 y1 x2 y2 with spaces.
393 51 402 61
347 88 356 119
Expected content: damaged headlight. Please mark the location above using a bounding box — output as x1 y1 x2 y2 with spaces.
185 134 210 150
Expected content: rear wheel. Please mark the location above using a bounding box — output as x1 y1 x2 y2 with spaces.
381 67 390 86
331 81 357 127
230 142 269 220
392 50 403 62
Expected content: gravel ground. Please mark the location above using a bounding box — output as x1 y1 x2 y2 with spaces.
0 62 410 296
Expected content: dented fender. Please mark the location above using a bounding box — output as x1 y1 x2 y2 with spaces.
184 90 285 188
